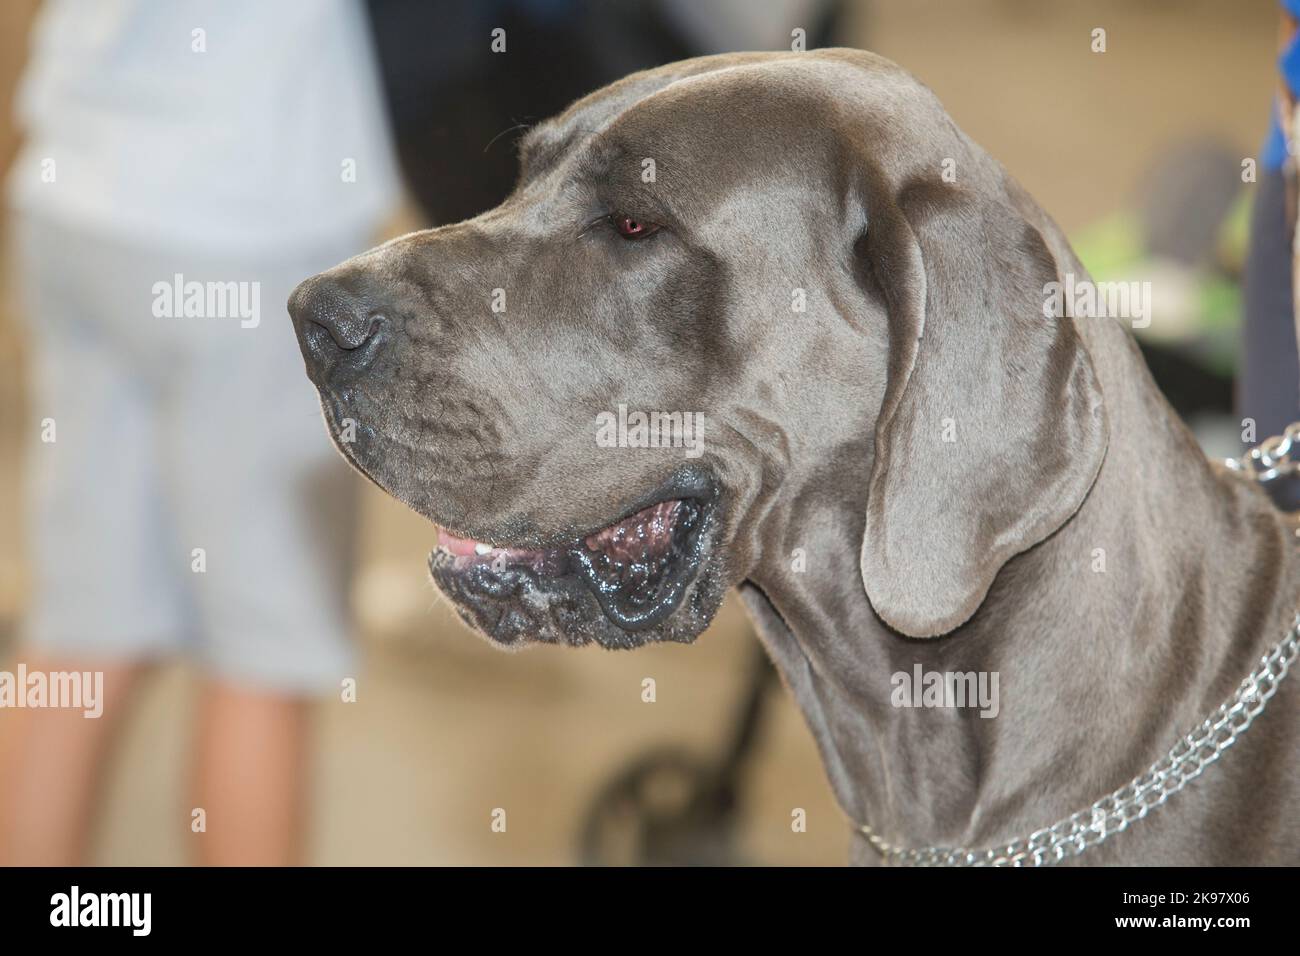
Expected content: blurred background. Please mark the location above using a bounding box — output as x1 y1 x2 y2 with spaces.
0 0 1288 865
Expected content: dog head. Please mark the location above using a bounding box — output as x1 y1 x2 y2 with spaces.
289 50 1107 648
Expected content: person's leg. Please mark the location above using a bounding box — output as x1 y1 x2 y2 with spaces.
162 243 361 867
0 657 145 865
190 680 311 866
2 215 189 864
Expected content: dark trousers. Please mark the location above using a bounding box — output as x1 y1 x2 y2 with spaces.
1241 168 1300 509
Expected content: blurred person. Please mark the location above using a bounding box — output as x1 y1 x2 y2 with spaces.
0 0 398 865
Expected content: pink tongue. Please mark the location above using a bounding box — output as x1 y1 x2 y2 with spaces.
585 500 681 563
437 529 487 557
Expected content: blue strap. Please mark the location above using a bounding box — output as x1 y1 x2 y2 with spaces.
1264 1 1300 169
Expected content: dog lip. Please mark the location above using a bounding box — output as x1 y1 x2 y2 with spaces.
427 476 719 637
568 497 709 631
435 528 502 557
429 495 701 564
427 477 718 557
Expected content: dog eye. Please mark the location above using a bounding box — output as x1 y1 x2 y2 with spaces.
610 213 659 239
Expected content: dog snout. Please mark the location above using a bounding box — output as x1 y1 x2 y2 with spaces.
288 274 387 384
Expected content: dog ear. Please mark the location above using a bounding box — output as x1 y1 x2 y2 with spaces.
857 176 1108 638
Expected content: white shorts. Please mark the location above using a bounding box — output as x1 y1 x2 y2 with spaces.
12 211 361 693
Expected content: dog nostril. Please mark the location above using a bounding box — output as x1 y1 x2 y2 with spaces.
288 275 387 382
316 311 383 351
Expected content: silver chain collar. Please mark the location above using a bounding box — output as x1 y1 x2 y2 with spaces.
1224 421 1300 483
854 422 1300 867
855 615 1299 866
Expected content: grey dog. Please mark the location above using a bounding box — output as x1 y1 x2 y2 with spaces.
289 50 1299 865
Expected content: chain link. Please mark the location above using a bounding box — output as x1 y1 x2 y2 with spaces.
1224 421 1300 483
857 613 1300 867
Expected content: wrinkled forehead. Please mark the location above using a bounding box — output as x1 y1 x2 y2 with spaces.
517 59 763 176
516 76 823 221
517 54 944 201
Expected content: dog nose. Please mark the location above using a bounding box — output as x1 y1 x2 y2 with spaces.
288 274 386 384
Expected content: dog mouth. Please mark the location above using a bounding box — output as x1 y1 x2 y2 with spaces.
315 387 723 646
429 496 710 636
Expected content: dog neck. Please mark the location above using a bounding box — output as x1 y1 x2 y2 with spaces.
742 325 1300 858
